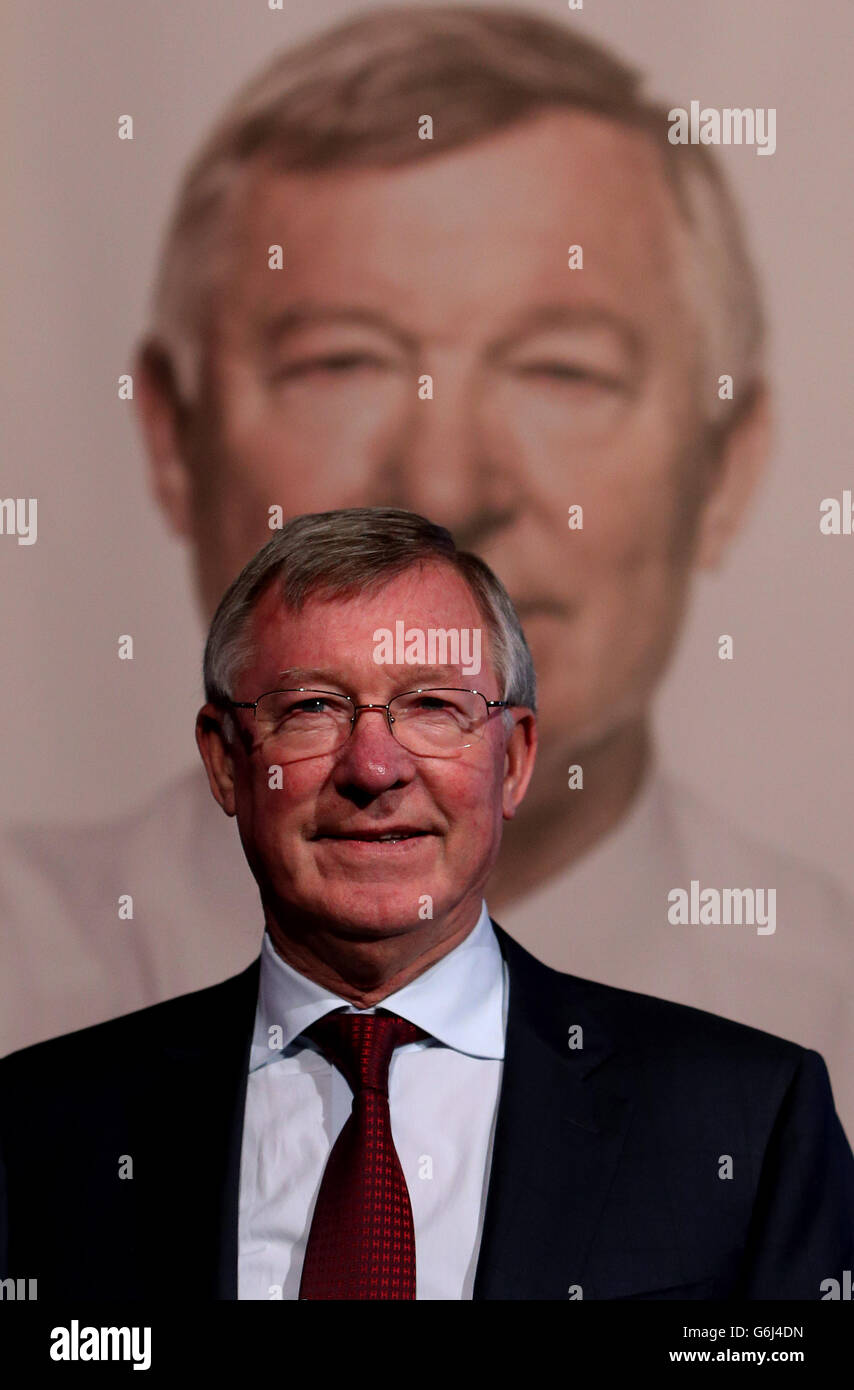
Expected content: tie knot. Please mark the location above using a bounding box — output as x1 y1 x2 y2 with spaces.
304 1008 427 1097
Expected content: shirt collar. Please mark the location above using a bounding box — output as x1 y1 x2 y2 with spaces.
250 900 505 1073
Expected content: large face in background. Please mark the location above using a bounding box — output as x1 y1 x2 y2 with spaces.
150 109 742 765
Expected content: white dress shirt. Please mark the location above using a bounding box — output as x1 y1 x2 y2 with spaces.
237 900 507 1300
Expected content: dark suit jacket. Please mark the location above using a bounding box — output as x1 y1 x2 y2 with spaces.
1 922 851 1299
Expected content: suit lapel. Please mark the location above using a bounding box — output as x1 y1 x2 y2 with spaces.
473 923 635 1299
134 958 260 1299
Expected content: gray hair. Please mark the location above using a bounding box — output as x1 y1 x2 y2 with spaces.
145 4 764 429
202 508 537 735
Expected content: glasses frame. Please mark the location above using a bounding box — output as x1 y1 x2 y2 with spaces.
226 686 512 760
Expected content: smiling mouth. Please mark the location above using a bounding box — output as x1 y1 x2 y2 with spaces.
314 830 433 843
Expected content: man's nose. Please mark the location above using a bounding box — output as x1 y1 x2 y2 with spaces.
382 371 517 529
331 706 417 795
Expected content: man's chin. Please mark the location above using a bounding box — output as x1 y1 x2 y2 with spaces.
274 876 434 936
308 901 426 941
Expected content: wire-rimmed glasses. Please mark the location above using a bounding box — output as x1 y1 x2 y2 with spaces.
227 687 511 761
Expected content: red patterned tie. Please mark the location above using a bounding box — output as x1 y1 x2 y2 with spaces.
298 1008 428 1300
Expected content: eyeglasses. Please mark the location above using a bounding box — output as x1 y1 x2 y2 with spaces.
226 687 511 762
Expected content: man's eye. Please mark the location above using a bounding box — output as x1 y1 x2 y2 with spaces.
409 698 468 722
272 353 387 380
291 698 332 714
515 362 621 385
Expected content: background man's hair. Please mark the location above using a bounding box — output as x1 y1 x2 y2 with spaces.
144 3 764 428
202 507 537 736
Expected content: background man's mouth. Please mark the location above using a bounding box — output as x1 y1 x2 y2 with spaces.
513 597 572 620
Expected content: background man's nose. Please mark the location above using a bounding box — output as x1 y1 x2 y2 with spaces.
378 376 517 533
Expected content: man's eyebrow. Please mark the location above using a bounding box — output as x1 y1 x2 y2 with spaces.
276 668 348 687
260 302 638 359
487 304 642 362
260 304 416 354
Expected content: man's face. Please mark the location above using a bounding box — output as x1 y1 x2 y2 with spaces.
200 563 535 940
163 110 717 761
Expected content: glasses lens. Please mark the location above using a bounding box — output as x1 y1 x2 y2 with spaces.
390 689 486 755
255 691 352 759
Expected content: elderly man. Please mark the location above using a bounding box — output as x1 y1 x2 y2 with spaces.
1 508 851 1301
1 7 851 1135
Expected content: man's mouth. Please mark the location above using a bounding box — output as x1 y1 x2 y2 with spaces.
314 828 432 843
513 596 571 620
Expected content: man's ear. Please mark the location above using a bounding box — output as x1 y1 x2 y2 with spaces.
694 382 773 571
134 338 195 540
195 704 238 817
502 709 538 821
